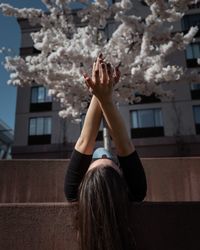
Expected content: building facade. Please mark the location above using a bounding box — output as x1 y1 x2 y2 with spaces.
0 119 13 159
12 1 200 158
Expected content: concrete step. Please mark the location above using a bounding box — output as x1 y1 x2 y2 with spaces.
0 202 200 250
0 157 200 202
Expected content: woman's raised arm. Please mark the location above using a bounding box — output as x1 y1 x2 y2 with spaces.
75 57 103 155
84 59 135 156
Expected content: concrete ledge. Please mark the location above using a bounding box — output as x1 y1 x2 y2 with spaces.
0 202 200 250
1 157 200 202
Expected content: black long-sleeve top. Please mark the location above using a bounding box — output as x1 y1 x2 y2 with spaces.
64 149 147 202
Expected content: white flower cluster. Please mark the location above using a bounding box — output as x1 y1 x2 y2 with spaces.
1 0 200 120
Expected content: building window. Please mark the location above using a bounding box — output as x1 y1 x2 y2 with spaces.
191 83 200 99
31 86 52 103
30 86 52 112
28 117 52 145
188 3 200 9
185 43 200 67
182 14 200 32
193 106 200 134
130 109 164 138
182 15 200 67
186 43 200 60
134 93 161 104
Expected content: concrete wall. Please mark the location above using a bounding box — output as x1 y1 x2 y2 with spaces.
0 202 200 250
1 157 200 203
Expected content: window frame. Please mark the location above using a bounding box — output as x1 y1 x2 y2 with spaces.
186 43 200 60
31 86 52 104
30 86 52 112
191 83 200 100
28 117 52 145
193 105 200 134
29 117 52 136
182 14 200 32
130 108 164 138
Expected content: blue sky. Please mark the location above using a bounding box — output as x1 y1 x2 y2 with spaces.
0 0 47 129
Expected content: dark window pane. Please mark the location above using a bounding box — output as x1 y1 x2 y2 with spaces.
194 44 200 58
188 3 200 9
186 44 200 59
131 109 163 128
36 118 44 135
28 117 52 143
191 90 200 99
31 86 52 104
155 109 163 127
138 110 154 128
31 88 38 103
38 87 45 103
193 105 200 134
134 93 161 104
191 84 200 100
28 135 51 145
186 45 193 59
196 124 200 134
29 118 36 135
131 127 164 138
45 88 52 102
30 86 52 112
30 102 52 112
130 109 164 138
44 117 52 135
131 111 138 128
186 59 199 67
193 106 200 124
191 83 200 90
182 14 200 31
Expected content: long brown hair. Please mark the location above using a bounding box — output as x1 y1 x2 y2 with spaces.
78 166 136 250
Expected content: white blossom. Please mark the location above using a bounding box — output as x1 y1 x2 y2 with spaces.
1 0 200 120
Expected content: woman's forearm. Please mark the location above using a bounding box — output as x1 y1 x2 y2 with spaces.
99 99 135 156
75 95 102 155
84 57 135 156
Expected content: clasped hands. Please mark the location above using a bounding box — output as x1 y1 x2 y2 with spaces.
83 54 120 103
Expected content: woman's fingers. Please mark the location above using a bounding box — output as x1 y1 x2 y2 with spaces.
97 56 103 82
107 63 114 84
87 54 119 93
94 69 100 84
92 62 96 82
113 66 121 84
101 63 108 84
92 58 101 84
83 73 93 88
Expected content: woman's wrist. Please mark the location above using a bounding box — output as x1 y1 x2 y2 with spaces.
96 95 114 106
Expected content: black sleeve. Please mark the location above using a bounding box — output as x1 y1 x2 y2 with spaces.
118 150 147 202
64 149 92 202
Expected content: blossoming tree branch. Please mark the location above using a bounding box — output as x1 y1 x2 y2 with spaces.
0 0 200 120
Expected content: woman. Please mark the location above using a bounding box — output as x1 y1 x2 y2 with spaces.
64 54 147 250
